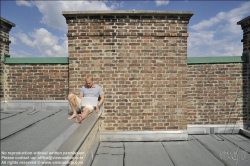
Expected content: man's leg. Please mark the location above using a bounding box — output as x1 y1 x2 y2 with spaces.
67 93 78 120
76 108 90 123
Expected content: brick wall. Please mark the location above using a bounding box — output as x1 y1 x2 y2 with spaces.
237 16 250 54
187 63 248 125
246 58 250 126
238 16 250 126
4 64 69 100
0 57 4 100
0 17 15 54
63 11 193 131
70 120 99 166
0 17 15 101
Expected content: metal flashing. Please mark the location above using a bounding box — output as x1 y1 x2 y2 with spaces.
187 55 248 64
1 100 69 112
187 124 245 134
2 53 248 65
1 99 104 115
3 53 68 64
239 129 250 138
99 130 188 142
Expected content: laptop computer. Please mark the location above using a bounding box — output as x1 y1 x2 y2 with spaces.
81 97 98 107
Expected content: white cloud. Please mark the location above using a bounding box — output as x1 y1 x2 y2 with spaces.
9 50 32 57
188 1 250 57
16 0 33 7
30 1 118 31
188 31 215 48
16 28 68 57
12 0 124 57
188 31 243 56
190 1 250 32
16 33 33 46
188 41 242 57
110 1 124 10
155 0 169 6
9 37 17 45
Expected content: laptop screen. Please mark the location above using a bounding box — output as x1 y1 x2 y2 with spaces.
81 97 98 107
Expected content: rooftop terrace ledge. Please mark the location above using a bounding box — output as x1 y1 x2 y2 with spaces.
29 110 102 166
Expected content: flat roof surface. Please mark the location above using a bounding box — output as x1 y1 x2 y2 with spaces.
1 106 250 166
1 107 74 165
92 134 250 166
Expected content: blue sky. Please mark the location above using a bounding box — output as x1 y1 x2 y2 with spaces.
1 0 250 57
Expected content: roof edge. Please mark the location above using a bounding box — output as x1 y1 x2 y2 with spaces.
0 17 16 27
187 55 248 64
62 10 194 16
237 15 250 25
2 53 68 64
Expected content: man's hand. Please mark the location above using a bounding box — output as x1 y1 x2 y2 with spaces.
95 106 99 113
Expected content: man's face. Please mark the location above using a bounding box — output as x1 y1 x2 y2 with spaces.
86 79 93 88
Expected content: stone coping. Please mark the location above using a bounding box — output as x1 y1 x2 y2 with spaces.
62 10 194 16
0 16 16 27
237 15 250 25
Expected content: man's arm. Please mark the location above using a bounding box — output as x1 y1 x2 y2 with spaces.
97 94 104 107
95 94 104 112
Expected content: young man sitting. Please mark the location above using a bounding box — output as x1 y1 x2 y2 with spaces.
67 75 104 123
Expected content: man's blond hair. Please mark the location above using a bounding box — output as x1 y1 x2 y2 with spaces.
86 75 93 81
